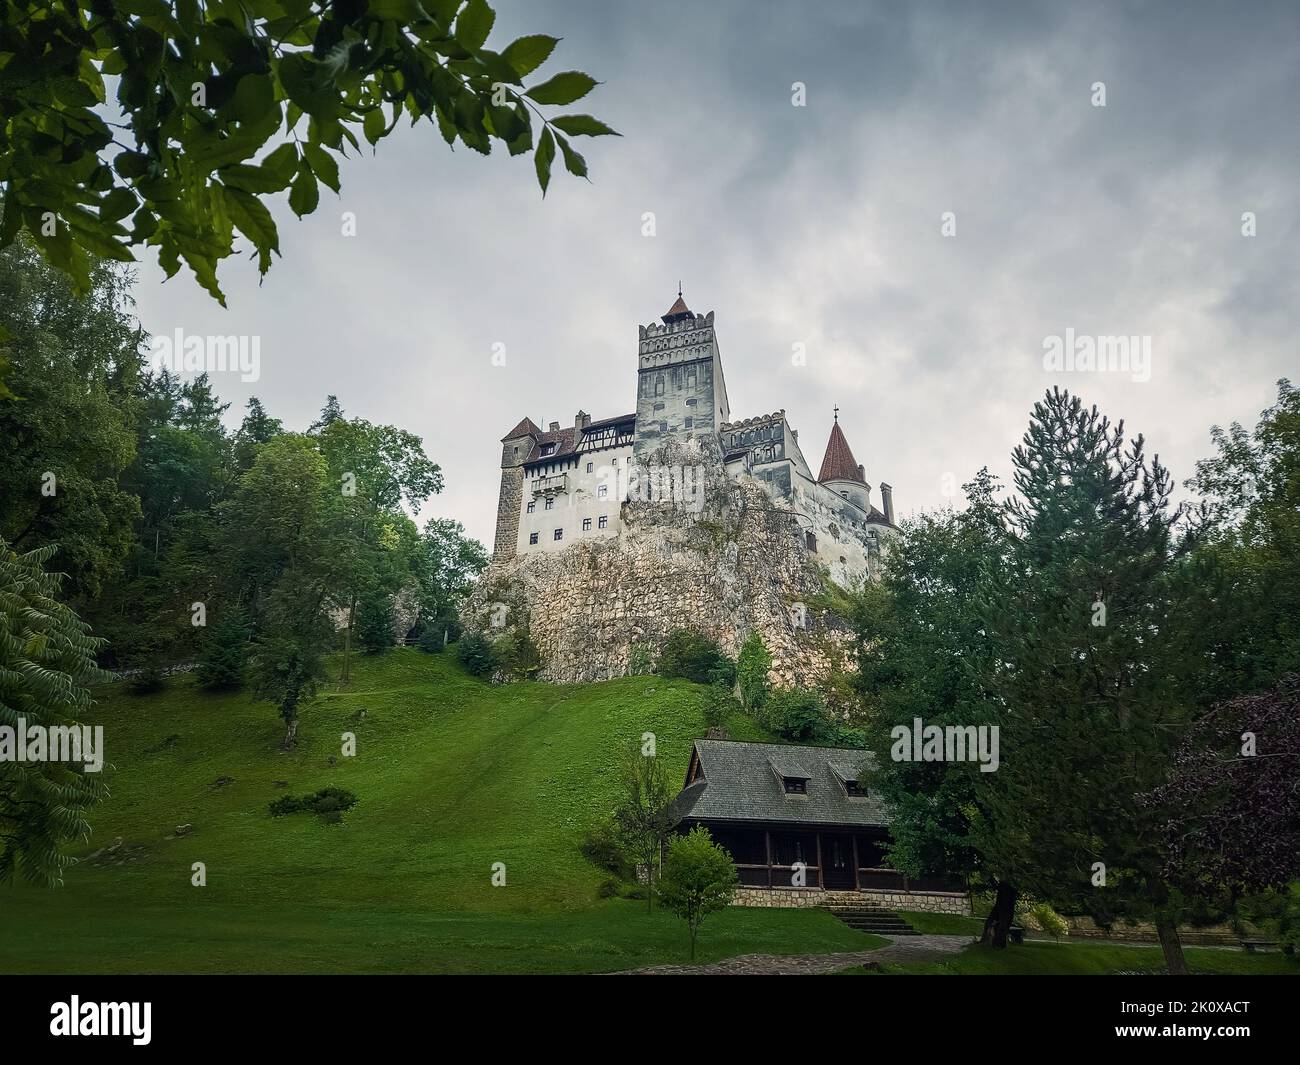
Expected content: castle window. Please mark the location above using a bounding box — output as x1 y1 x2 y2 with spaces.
586 461 593 473
582 518 592 531
597 484 608 498
598 516 608 529
529 532 538 545
684 417 693 430
655 375 665 397
545 497 554 511
554 528 563 541
686 366 697 387
526 501 535 514
805 531 816 552
541 443 556 456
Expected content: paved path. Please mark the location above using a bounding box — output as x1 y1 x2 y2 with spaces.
622 933 974 975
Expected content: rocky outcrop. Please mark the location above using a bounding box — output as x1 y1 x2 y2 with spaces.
462 442 856 689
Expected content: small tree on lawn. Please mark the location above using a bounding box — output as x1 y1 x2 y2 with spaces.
659 827 739 961
195 609 252 691
614 744 676 911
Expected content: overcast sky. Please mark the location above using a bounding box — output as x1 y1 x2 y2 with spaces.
128 0 1300 548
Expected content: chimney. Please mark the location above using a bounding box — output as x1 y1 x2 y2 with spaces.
549 421 560 432
857 464 865 481
879 482 894 525
575 410 590 431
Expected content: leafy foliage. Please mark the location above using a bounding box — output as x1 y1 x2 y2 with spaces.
657 629 734 686
762 687 831 742
195 609 252 690
658 826 739 960
735 631 770 713
0 0 618 301
0 538 108 886
613 745 676 912
455 629 493 677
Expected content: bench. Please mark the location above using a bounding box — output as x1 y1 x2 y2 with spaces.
1240 938 1279 954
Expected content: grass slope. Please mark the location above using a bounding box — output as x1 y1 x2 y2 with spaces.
0 649 879 974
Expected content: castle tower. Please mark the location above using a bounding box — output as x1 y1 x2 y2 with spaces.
817 410 872 513
633 290 730 462
494 416 540 558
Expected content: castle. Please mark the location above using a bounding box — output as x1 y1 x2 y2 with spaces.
491 293 899 587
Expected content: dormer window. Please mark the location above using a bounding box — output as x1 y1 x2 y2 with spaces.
782 776 808 795
844 779 866 797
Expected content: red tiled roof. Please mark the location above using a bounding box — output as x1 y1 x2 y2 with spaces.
521 413 635 465
661 295 692 323
817 420 866 484
500 416 541 442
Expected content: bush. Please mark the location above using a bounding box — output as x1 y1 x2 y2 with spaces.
658 629 734 685
416 625 446 653
580 820 627 876
493 631 541 680
457 631 495 677
597 877 622 899
269 786 358 823
628 643 655 676
736 632 772 711
703 680 737 729
764 688 831 742
1024 900 1069 939
129 665 166 695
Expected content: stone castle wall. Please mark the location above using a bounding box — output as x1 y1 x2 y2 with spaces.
463 440 856 690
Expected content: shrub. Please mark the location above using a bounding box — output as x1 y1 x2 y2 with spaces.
658 629 733 685
628 643 655 676
1026 901 1069 940
129 665 166 695
493 631 541 680
269 786 358 823
597 877 622 899
703 680 737 729
580 820 627 876
457 631 495 678
416 625 446 653
764 688 831 742
736 632 772 711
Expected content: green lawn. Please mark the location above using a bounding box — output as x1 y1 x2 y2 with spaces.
0 648 879 973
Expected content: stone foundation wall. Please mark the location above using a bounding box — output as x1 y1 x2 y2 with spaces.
732 887 971 915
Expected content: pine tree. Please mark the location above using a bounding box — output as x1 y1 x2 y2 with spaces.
195 610 252 690
975 389 1193 971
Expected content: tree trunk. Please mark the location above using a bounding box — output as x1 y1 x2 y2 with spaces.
281 716 298 751
341 593 356 686
980 882 1018 948
1156 917 1189 975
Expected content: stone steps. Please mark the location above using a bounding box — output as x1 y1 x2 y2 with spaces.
827 907 921 936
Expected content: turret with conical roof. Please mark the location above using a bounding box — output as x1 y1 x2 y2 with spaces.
817 410 874 514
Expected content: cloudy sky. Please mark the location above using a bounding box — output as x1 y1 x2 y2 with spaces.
129 0 1300 548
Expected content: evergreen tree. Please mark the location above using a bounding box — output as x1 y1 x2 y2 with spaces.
354 586 396 654
975 389 1193 971
735 632 772 712
195 610 252 691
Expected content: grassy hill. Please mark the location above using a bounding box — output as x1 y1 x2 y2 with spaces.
0 648 878 974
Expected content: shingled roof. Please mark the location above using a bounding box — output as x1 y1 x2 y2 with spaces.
500 416 541 443
817 419 866 484
516 412 635 465
670 739 888 828
661 294 692 323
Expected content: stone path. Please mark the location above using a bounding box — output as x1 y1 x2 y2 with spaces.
622 933 974 975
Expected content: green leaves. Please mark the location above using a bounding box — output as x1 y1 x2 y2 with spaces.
1 0 616 300
550 114 620 138
502 35 559 77
526 71 597 105
534 126 555 196
455 0 495 51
